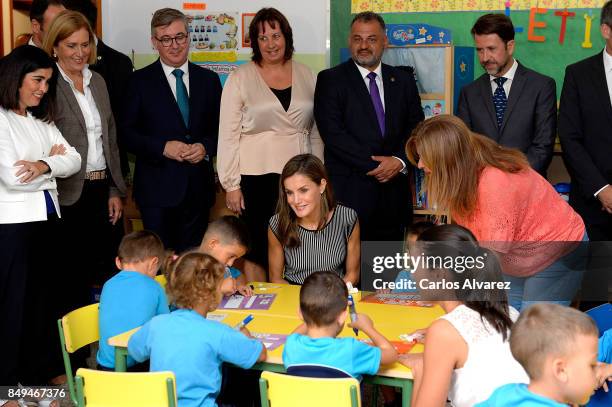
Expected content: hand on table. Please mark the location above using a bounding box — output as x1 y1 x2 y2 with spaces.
398 353 424 376
236 284 253 297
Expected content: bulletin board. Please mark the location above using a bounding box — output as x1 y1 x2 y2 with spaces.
331 0 607 97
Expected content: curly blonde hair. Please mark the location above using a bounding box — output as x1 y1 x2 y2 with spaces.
166 252 225 312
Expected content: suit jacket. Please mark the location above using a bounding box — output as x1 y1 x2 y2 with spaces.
121 59 222 208
90 39 134 176
314 60 424 227
54 70 126 206
559 51 612 225
456 62 557 175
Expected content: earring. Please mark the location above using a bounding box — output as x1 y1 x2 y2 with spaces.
53 53 57 58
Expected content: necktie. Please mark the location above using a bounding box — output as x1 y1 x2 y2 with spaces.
492 77 508 128
367 72 385 137
172 69 190 127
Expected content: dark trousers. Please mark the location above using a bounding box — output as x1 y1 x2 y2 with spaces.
0 215 64 385
360 182 411 242
140 195 210 254
0 222 32 385
240 174 280 269
580 221 612 309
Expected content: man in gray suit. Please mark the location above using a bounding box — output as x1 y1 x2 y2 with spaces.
457 13 557 176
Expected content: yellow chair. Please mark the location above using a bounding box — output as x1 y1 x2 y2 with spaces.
57 303 100 406
154 274 167 288
259 370 361 407
75 368 177 407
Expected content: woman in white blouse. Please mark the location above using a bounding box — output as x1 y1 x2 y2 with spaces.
42 10 126 327
0 45 81 385
217 8 323 278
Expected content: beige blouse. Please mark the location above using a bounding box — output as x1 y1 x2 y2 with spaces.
217 61 324 192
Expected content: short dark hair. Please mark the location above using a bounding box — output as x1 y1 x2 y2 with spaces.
151 8 188 37
249 8 294 65
351 11 386 30
300 271 348 327
203 216 250 250
30 0 64 22
0 45 57 122
63 0 97 31
117 230 165 264
407 221 435 238
602 0 612 27
471 13 515 44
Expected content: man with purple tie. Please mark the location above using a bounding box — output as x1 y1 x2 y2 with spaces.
314 12 424 241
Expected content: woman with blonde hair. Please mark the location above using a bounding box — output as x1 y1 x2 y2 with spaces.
406 114 587 311
42 9 125 338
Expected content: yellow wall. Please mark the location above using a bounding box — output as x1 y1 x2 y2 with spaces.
2 0 10 55
13 8 30 41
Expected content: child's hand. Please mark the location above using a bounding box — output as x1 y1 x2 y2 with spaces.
236 284 253 296
398 353 424 376
240 326 253 338
348 313 374 332
406 328 427 344
596 362 612 391
221 277 237 295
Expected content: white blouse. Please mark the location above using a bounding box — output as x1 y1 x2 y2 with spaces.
0 108 81 223
440 304 529 407
57 64 106 172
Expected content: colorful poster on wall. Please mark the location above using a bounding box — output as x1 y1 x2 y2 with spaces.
242 13 256 48
453 46 475 113
193 61 247 86
352 0 607 13
387 24 452 46
421 100 446 119
186 12 239 52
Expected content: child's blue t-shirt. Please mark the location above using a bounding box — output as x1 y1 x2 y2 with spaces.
475 383 567 406
599 328 612 363
97 270 169 368
282 333 381 379
128 309 263 407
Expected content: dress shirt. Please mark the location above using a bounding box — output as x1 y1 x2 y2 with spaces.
489 59 518 96
57 64 106 172
160 59 190 100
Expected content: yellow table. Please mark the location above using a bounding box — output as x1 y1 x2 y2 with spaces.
109 282 444 407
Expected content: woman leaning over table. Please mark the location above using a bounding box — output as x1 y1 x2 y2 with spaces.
406 114 587 312
42 11 126 313
217 7 324 280
0 45 81 385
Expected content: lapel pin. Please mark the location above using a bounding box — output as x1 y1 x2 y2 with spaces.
390 77 395 82
97 56 102 61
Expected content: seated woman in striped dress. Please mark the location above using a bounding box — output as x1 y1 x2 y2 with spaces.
268 154 360 285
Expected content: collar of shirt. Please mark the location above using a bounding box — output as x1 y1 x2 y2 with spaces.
57 63 92 90
27 37 36 47
489 58 518 85
355 61 383 83
354 61 385 109
160 59 189 82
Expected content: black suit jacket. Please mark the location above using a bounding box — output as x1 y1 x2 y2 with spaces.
121 59 222 208
314 60 424 228
456 62 557 175
90 39 133 176
559 51 612 225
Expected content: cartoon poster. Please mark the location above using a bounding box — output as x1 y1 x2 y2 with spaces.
186 12 239 52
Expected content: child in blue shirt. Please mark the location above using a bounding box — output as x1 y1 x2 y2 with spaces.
128 252 266 407
97 230 170 370
283 271 397 379
199 216 252 296
477 303 600 406
596 328 612 392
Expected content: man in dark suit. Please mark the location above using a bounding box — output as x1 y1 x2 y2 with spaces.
122 8 221 251
314 12 424 241
457 13 557 176
28 0 64 48
64 0 134 176
559 1 612 241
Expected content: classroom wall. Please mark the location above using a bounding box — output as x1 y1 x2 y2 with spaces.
101 0 329 72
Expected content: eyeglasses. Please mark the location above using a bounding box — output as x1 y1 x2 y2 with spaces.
257 33 283 43
155 33 189 47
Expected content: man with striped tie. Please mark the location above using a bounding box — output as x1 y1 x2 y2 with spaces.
457 13 557 176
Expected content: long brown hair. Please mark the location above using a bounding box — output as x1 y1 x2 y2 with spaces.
406 115 528 218
276 154 335 248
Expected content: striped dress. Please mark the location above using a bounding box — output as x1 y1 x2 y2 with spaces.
269 204 358 284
